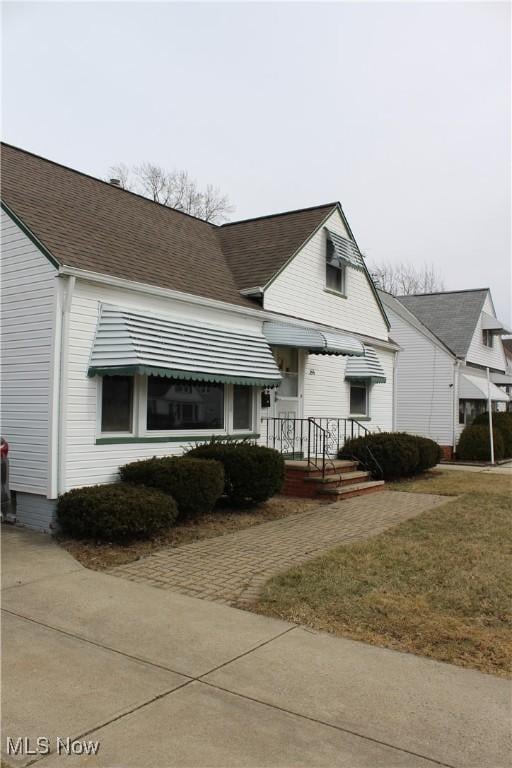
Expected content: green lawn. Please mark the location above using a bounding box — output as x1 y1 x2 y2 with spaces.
255 471 512 677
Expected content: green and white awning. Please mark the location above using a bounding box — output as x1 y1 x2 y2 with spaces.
88 305 282 386
263 321 364 356
345 345 386 383
325 229 365 271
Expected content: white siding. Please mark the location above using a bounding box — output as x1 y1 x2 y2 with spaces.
264 209 389 341
0 211 57 494
303 348 394 432
64 279 267 490
386 306 456 447
466 295 507 371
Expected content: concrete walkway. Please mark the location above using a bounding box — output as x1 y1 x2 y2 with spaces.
108 490 447 605
2 525 510 768
437 461 512 475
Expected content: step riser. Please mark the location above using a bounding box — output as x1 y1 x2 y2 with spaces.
319 485 385 500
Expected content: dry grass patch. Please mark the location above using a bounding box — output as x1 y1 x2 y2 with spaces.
59 495 323 571
256 471 512 677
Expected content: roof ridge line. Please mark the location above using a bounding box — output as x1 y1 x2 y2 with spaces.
220 202 338 228
0 141 220 228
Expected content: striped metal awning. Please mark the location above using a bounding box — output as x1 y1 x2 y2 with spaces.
263 321 364 356
88 305 282 386
344 345 386 383
490 371 512 386
459 373 509 402
325 229 365 271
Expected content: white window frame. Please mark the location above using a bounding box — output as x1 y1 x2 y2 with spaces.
348 379 370 418
229 384 257 434
97 375 258 439
325 237 347 297
97 374 138 437
482 329 494 348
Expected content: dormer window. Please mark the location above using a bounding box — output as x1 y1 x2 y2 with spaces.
325 238 346 294
483 329 494 348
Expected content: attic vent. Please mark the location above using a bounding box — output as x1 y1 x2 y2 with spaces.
109 178 121 187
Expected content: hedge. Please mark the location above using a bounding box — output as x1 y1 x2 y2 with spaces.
340 432 441 481
119 457 224 519
472 412 512 457
57 483 178 541
186 440 285 505
457 425 504 462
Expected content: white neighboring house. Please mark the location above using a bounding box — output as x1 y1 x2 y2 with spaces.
380 288 511 459
1 143 397 532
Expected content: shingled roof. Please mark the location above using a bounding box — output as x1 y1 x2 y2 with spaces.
218 204 336 289
397 289 489 357
0 143 339 308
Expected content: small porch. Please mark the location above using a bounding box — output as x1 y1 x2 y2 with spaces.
262 416 385 499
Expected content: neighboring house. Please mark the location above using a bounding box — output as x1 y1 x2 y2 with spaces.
380 288 511 459
496 338 512 409
1 143 397 531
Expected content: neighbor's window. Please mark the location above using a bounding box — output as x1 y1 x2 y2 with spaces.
101 375 134 432
146 377 224 431
349 381 368 416
233 385 253 430
482 330 494 348
326 239 346 294
458 399 493 425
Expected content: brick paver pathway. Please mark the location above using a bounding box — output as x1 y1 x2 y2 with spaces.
107 491 448 606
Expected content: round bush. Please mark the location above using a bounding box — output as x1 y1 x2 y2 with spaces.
57 483 178 541
340 432 441 481
186 442 285 505
457 425 504 462
415 436 443 471
473 412 512 458
119 457 224 519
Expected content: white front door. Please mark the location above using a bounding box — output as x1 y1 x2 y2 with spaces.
272 347 304 456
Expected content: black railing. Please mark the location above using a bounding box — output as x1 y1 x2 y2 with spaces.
262 416 373 477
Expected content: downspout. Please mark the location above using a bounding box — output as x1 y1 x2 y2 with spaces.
487 367 495 464
57 275 76 495
452 359 461 457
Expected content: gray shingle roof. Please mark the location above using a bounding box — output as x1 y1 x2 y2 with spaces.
397 289 489 357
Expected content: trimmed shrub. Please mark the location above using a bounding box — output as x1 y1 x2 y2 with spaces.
340 432 441 480
472 412 512 458
57 483 178 541
340 432 420 481
186 441 285 505
415 436 443 471
457 425 504 462
119 457 224 519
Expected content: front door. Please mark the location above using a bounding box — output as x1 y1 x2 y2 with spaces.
273 347 303 457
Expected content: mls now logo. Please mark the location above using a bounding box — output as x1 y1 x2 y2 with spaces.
6 737 100 757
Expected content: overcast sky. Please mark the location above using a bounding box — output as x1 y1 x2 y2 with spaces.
3 1 511 321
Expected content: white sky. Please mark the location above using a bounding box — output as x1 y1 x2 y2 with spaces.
2 1 511 321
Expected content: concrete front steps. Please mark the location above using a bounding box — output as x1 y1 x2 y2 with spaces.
283 459 385 499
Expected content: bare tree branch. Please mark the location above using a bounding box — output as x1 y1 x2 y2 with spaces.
370 261 445 295
106 161 233 222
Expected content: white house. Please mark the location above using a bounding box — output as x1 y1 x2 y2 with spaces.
380 288 511 458
1 143 397 531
